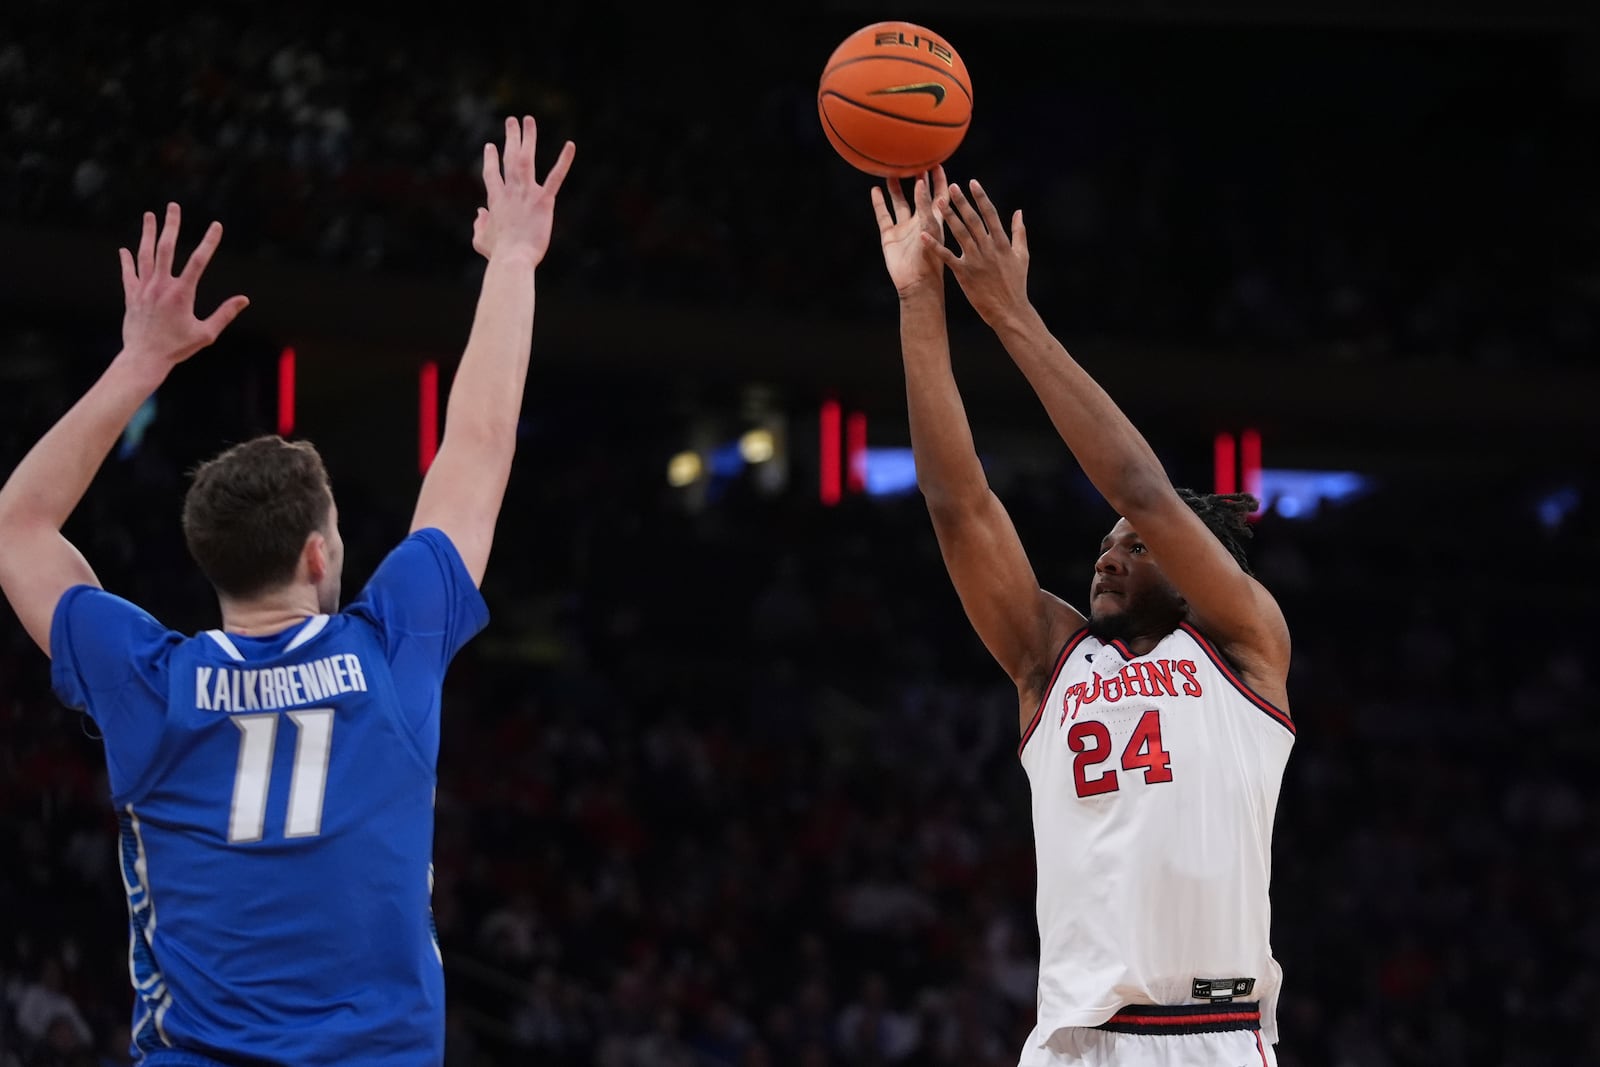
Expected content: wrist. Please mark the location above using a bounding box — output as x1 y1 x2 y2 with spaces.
987 302 1042 342
896 278 945 305
486 246 541 271
110 348 179 388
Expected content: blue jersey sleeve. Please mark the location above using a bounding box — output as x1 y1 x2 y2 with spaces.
347 527 489 687
50 585 182 797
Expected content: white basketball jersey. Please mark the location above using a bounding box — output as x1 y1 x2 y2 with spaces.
1017 623 1294 1053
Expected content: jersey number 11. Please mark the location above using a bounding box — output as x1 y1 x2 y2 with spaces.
227 710 335 843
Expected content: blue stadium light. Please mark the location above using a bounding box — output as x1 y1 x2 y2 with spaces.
863 447 919 497
1536 487 1580 532
1257 469 1372 520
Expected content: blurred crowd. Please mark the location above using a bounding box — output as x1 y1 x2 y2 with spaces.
2 1 1598 367
0 330 1597 1065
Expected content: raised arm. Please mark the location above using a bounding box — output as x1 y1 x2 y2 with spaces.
411 116 575 587
0 205 248 655
928 180 1289 692
874 171 1082 712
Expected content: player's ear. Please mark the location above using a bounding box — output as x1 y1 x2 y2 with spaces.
304 530 329 585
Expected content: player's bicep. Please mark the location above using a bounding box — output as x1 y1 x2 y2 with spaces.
0 524 100 656
926 490 1083 693
409 431 509 588
1129 491 1290 671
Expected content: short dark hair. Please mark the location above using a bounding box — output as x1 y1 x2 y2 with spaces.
1176 488 1258 576
182 436 333 599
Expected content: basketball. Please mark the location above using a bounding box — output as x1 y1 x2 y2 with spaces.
817 21 973 178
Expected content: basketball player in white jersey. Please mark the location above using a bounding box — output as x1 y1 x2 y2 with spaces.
869 168 1294 1067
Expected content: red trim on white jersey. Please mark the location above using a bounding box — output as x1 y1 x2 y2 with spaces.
1095 1001 1261 1035
1178 622 1294 735
1018 628 1090 757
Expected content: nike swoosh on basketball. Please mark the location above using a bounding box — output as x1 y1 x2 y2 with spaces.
868 82 946 106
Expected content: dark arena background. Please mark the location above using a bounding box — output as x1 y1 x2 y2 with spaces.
2 1 1598 1064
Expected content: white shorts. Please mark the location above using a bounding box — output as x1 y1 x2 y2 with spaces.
1020 1003 1277 1067
1021 1028 1275 1067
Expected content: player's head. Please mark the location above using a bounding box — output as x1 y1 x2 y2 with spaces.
182 435 344 613
1087 490 1257 643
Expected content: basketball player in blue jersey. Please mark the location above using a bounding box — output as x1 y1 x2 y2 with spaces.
0 115 574 1066
870 170 1296 1066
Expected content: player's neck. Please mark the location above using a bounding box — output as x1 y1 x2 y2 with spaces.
1119 635 1166 657
218 590 323 637
1086 616 1177 657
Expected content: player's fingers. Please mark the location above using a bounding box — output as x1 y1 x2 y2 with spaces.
920 231 958 267
505 118 533 188
482 143 503 199
154 203 181 275
937 193 975 250
886 177 909 220
200 294 250 337
502 117 522 180
912 175 934 217
947 185 986 238
137 210 157 279
541 140 575 197
870 186 894 231
521 116 537 168
1013 210 1028 256
969 180 1006 240
118 248 137 293
179 221 224 285
932 164 949 197
472 216 490 250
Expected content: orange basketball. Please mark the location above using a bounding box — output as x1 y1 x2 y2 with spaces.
817 21 973 178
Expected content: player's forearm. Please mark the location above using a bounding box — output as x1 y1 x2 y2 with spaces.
989 303 1170 514
442 251 539 456
899 286 990 510
0 353 169 532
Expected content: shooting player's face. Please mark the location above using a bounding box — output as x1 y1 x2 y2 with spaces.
1088 518 1184 640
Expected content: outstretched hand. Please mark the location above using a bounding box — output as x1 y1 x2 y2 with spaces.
871 165 948 297
118 203 249 366
925 180 1031 328
473 115 576 265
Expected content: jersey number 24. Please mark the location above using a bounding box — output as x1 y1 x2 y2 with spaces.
1068 709 1173 798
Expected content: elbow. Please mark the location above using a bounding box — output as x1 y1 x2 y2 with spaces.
920 480 990 522
920 488 957 519
0 490 42 533
916 475 961 514
442 414 519 455
1104 466 1172 520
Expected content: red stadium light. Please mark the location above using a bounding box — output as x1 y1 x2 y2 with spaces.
419 361 440 475
1213 431 1236 496
1240 428 1263 520
277 347 296 437
819 399 842 506
845 411 867 494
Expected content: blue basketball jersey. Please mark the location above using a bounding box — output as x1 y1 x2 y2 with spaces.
49 528 488 1067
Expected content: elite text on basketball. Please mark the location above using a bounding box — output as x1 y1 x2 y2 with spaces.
873 30 955 66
